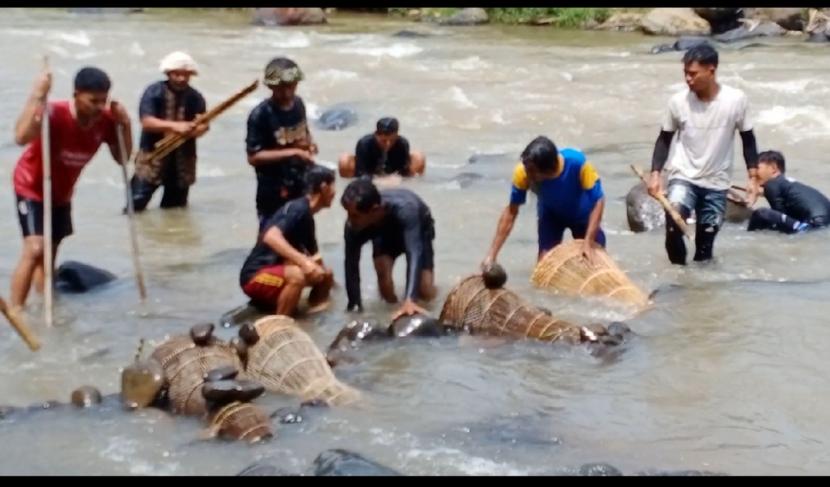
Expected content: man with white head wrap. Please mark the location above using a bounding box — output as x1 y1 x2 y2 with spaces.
131 51 208 211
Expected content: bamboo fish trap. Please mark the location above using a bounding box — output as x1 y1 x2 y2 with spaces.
439 275 584 344
245 316 360 406
206 401 273 444
531 239 649 308
150 336 244 416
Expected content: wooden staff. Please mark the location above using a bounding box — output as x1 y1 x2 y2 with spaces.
116 124 147 301
41 56 54 327
147 79 259 163
631 165 693 240
0 296 40 352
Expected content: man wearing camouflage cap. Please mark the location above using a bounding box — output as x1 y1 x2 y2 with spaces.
246 56 319 230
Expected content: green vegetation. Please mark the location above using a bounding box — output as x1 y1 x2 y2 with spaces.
391 7 613 28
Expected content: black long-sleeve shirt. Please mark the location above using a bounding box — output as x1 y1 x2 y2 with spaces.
344 189 434 310
763 174 830 225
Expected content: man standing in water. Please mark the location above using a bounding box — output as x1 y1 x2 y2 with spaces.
239 166 336 317
481 135 606 268
9 66 132 311
648 43 760 265
341 179 437 319
131 51 208 211
246 57 318 230
337 117 426 179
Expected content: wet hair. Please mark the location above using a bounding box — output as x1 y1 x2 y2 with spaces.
74 67 111 93
305 165 335 193
341 177 381 212
758 150 786 173
682 43 719 68
376 117 399 135
520 136 559 173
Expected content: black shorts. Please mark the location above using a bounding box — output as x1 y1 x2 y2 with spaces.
371 219 435 270
16 195 73 242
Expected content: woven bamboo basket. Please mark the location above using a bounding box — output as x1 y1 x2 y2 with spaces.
439 275 583 344
530 239 649 307
207 401 273 444
245 315 360 406
150 336 244 416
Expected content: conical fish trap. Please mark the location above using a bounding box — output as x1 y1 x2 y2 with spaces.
208 401 273 444
439 275 583 344
151 336 243 416
245 315 360 406
531 239 649 307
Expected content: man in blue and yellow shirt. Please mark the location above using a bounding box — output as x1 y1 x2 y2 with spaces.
482 136 606 268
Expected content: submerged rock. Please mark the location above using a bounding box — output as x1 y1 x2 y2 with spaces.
312 449 403 476
55 261 117 293
315 105 358 131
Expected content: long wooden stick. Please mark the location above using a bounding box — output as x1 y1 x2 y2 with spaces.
41 56 54 328
116 125 147 301
631 165 693 240
0 296 40 351
147 79 259 163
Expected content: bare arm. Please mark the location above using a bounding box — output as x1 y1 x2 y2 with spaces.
263 226 312 267
584 197 605 244
14 70 51 146
482 204 520 267
106 100 133 164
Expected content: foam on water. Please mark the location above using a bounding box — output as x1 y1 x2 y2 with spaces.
315 68 359 82
335 42 423 58
450 56 491 71
52 30 91 46
449 86 477 109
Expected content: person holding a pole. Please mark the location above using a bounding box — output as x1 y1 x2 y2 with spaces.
131 51 208 212
8 65 132 312
647 43 760 265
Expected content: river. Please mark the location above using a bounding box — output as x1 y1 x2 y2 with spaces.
0 8 829 475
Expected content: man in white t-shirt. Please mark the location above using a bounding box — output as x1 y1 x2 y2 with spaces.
648 43 760 265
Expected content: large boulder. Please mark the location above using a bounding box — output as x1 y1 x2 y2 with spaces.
596 12 644 32
252 8 327 26
626 182 664 233
693 8 743 34
640 8 711 36
806 9 830 42
438 8 489 26
743 8 806 32
713 20 785 43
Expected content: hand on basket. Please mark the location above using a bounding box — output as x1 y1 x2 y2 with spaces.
580 240 597 267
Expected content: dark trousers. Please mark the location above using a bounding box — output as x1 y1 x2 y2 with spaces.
130 159 190 212
747 208 824 234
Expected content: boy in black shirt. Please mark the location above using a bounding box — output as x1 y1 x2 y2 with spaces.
338 117 426 179
341 178 437 320
239 166 335 317
748 150 830 234
246 57 319 229
132 51 208 211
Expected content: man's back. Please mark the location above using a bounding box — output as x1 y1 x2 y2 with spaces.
764 175 830 223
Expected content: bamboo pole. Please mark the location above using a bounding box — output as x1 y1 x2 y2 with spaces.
41 56 54 327
631 165 692 240
146 79 259 163
116 124 147 301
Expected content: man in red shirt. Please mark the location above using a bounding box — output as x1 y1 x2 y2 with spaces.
9 66 132 311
